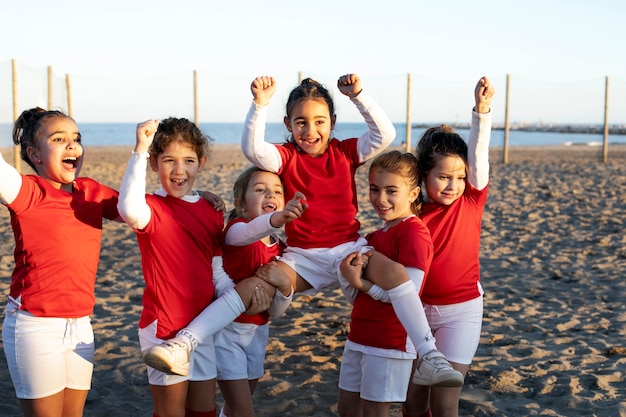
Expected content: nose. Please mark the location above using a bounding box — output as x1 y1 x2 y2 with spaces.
373 192 386 205
301 123 314 138
172 161 185 174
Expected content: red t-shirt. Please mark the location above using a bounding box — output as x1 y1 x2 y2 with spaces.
276 139 362 249
136 194 223 339
221 217 285 325
348 216 433 351
420 184 488 305
7 175 119 317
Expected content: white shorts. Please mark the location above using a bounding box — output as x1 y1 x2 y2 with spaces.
215 321 268 381
424 296 484 365
2 298 94 399
279 238 372 294
138 320 217 386
338 340 413 403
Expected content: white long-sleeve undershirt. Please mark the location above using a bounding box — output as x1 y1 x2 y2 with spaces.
467 110 492 191
0 152 23 205
224 213 283 246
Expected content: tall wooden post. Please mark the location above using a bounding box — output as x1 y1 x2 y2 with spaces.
48 66 53 110
193 70 199 126
298 71 302 84
503 74 511 164
602 76 609 163
405 73 411 153
66 74 73 117
12 59 21 172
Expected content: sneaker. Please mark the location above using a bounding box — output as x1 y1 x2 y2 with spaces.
142 336 191 376
412 349 464 387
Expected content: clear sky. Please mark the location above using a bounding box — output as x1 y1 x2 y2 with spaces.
1 0 625 124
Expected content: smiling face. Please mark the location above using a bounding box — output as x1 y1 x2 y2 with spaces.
150 139 206 198
424 154 467 205
27 116 83 191
369 168 419 226
238 171 285 220
284 99 336 157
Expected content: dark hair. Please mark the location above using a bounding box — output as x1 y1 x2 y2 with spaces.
12 107 74 172
149 117 212 162
227 166 264 221
285 78 335 144
369 150 423 215
415 125 468 181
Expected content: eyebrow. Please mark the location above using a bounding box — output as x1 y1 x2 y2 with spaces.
47 130 79 137
293 115 328 121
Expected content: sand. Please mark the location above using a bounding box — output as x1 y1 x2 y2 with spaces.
1 144 626 416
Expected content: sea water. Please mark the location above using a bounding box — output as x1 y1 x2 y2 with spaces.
1 122 625 149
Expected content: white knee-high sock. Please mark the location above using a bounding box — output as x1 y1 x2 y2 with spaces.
177 288 245 350
388 281 437 357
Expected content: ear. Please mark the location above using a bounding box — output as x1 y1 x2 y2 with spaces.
409 185 420 203
197 155 208 170
149 156 159 172
283 116 292 133
26 146 42 165
330 114 337 130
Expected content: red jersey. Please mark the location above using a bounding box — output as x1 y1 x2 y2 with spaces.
420 184 488 305
276 139 362 249
6 175 119 317
348 216 433 351
136 194 223 339
221 217 285 325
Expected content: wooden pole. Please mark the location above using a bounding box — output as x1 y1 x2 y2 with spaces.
66 74 73 117
298 71 302 84
12 59 21 172
602 76 609 163
193 70 199 126
405 73 411 153
47 66 53 110
503 74 511 164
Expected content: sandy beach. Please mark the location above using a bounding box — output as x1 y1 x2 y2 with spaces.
1 144 626 417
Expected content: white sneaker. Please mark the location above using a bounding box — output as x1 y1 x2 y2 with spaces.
143 336 191 376
412 349 464 387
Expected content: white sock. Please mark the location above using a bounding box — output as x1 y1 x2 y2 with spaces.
388 281 437 357
176 288 245 350
219 407 228 417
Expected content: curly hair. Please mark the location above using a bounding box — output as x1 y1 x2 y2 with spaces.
149 117 212 162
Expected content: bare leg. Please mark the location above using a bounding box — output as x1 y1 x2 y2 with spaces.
151 381 190 417
338 389 362 417
218 379 255 417
20 388 88 417
427 362 468 417
255 260 312 293
186 380 217 414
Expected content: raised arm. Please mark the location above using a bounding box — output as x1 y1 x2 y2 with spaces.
117 120 158 229
467 76 495 191
225 191 307 246
0 152 22 205
337 74 396 163
241 76 283 172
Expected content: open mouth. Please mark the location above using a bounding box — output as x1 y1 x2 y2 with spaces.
62 156 78 169
171 178 187 186
300 138 320 145
262 202 277 213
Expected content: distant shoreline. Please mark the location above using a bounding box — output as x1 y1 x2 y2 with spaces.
413 123 626 135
